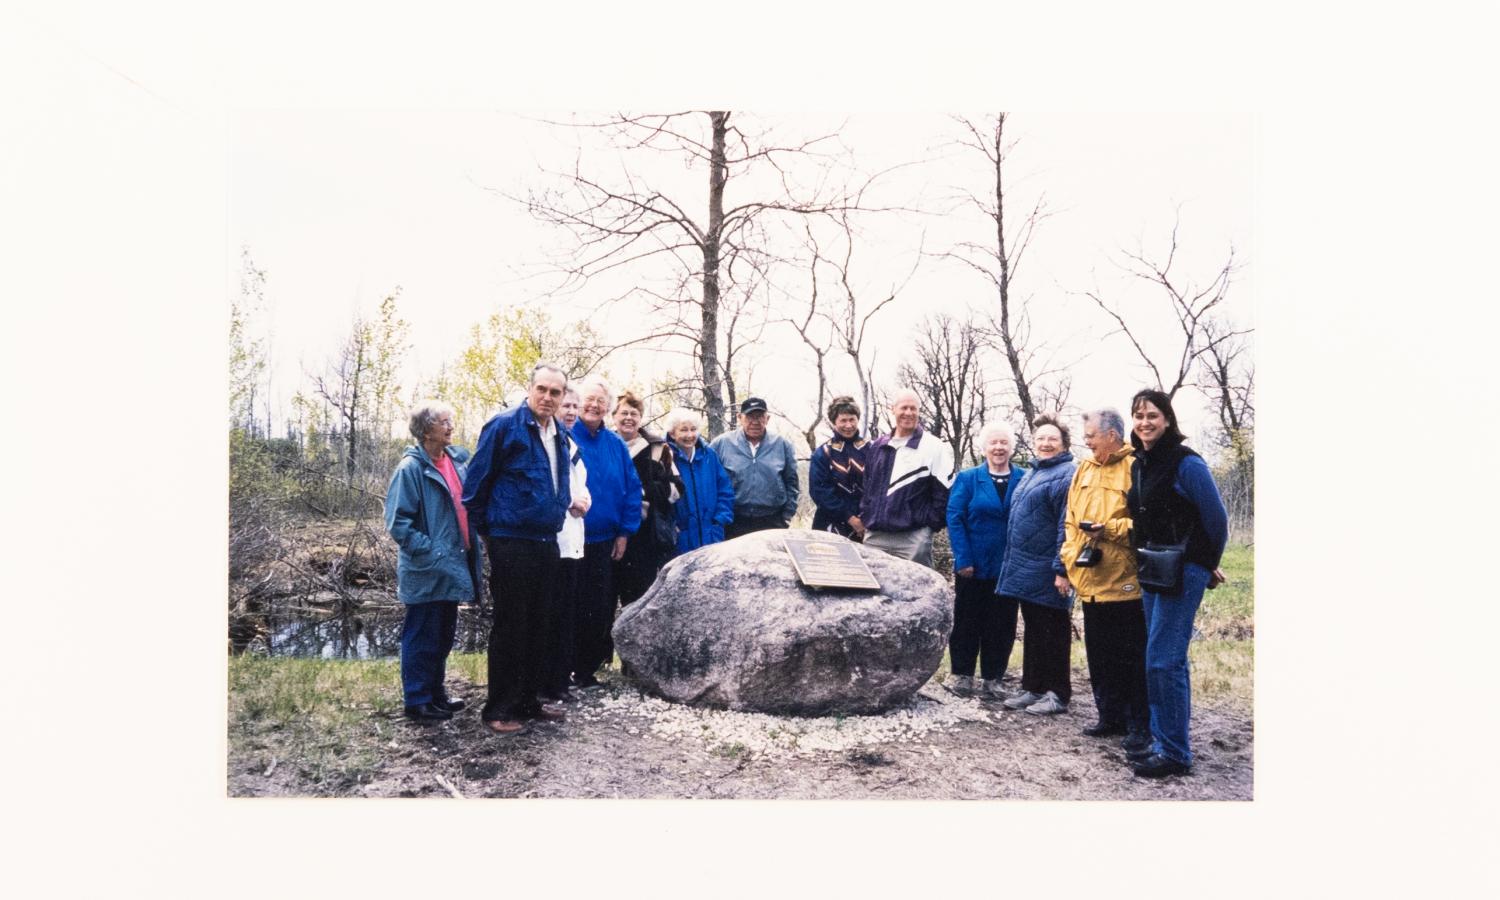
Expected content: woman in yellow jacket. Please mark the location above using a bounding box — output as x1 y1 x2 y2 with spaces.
1058 408 1150 753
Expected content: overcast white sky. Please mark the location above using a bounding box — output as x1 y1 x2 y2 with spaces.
231 108 1254 451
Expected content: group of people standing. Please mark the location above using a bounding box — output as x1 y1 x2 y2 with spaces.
383 362 1229 779
382 365 810 736
941 390 1229 778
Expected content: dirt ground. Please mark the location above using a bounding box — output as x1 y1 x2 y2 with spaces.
228 672 1253 801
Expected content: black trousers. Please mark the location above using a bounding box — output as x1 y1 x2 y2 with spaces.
949 575 1018 680
1080 598 1150 733
572 540 617 682
613 553 661 608
483 536 559 722
542 557 580 697
724 512 787 540
1018 599 1072 703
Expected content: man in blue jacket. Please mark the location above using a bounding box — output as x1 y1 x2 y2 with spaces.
710 396 801 539
570 376 643 689
462 363 579 735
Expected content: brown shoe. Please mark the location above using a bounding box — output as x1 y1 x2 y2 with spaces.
532 704 566 722
484 718 529 735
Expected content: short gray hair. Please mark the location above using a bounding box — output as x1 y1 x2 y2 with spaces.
529 361 567 388
575 374 611 401
662 407 701 436
976 421 1015 451
407 399 456 442
1084 408 1126 441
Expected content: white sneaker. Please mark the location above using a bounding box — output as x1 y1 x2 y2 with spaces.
942 674 976 696
1003 690 1042 710
1024 691 1068 715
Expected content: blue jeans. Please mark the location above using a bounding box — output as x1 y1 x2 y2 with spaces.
1141 563 1211 765
400 601 458 707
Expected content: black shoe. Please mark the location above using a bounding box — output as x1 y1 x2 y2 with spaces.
1083 721 1128 738
1121 732 1152 753
1132 753 1192 778
1124 745 1155 762
433 697 466 713
403 702 454 722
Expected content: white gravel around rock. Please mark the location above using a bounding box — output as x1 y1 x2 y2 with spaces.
587 684 994 759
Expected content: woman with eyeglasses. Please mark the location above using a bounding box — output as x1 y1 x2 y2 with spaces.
383 400 484 723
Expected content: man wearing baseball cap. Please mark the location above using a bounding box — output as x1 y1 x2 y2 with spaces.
710 396 801 539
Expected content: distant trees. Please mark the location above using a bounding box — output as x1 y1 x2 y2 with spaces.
899 313 993 468
307 290 410 488
230 247 269 433
427 306 601 443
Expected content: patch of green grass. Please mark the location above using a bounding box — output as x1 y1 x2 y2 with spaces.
228 655 406 791
1190 639 1254 712
712 741 749 759
1199 543 1254 639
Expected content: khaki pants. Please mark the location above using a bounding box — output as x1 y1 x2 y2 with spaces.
863 526 934 568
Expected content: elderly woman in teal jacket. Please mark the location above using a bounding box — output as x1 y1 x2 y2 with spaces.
384 400 483 723
944 422 1026 700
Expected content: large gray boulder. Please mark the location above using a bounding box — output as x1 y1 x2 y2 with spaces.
612 528 953 716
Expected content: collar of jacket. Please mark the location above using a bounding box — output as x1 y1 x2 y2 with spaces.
1130 429 1184 456
1032 449 1074 469
403 443 467 468
1080 444 1133 468
672 436 711 456
873 425 924 450
828 434 867 452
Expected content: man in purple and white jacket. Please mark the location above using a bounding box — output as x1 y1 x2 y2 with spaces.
858 389 955 567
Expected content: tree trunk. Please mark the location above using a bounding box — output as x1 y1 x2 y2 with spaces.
992 114 1036 429
701 111 729 438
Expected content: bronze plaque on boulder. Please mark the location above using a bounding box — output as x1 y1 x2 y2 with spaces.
783 537 881 591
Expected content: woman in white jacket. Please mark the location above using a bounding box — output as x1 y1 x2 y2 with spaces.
540 387 591 704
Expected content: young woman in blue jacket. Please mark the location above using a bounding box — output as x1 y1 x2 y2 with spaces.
1124 389 1229 778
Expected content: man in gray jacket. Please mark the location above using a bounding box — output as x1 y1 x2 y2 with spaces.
710 397 801 539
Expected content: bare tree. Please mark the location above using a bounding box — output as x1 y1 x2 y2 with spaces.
1079 212 1248 400
516 111 877 437
940 113 1064 436
898 313 993 468
775 210 915 447
310 291 409 487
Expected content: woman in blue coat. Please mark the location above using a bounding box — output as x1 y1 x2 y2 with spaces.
384 400 483 723
997 415 1077 716
664 408 735 553
944 422 1026 700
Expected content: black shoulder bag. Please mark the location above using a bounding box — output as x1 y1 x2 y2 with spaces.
1135 509 1187 595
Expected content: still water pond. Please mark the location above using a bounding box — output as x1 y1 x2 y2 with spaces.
237 605 489 659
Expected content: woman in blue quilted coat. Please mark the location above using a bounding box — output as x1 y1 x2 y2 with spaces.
996 415 1077 716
